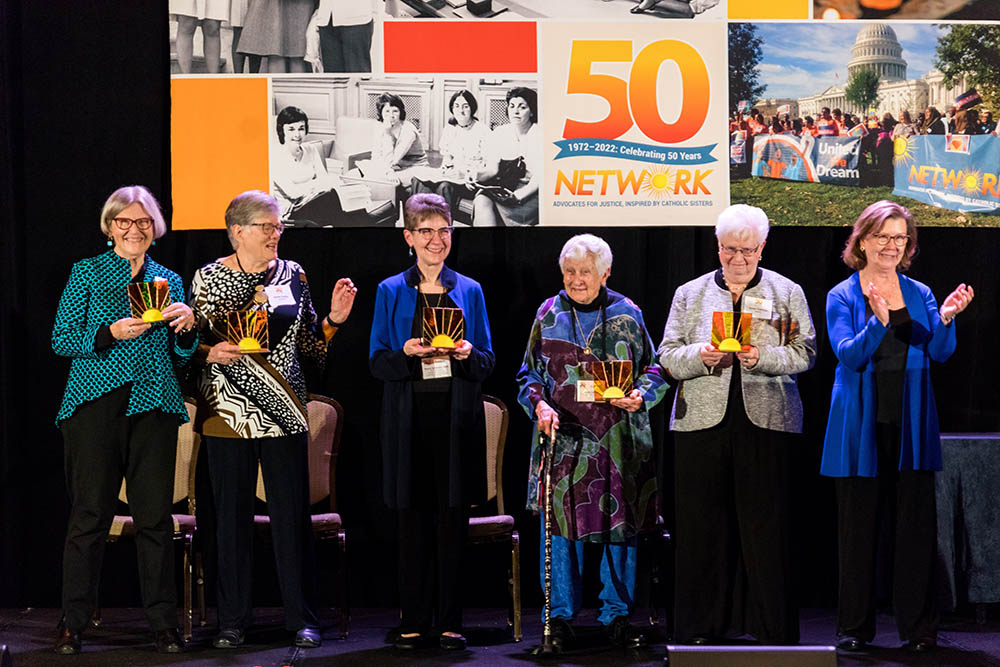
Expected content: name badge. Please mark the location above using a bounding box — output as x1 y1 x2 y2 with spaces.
264 285 295 307
745 296 772 320
576 380 596 403
421 356 452 380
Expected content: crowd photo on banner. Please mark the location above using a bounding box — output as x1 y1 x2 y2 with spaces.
730 20 1000 220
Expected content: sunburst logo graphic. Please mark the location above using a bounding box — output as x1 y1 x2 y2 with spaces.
893 137 916 166
641 167 675 199
962 169 981 195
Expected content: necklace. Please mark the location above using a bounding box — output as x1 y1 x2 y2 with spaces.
571 308 593 357
235 253 269 305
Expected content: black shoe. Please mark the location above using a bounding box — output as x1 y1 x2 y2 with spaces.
605 616 647 649
546 617 573 652
294 627 322 648
630 0 657 13
154 628 184 653
212 628 245 649
54 620 82 655
439 632 467 650
837 635 866 651
905 638 936 652
394 633 424 650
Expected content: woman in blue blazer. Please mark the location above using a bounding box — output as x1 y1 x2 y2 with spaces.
821 200 973 653
370 193 494 651
51 186 197 654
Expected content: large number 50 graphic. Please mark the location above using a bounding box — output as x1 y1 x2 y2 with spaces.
563 40 710 144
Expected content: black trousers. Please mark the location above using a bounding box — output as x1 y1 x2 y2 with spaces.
204 433 319 632
835 422 938 642
673 425 799 644
318 21 373 73
397 391 467 635
60 385 178 632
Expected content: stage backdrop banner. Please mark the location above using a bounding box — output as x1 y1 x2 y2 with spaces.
751 134 861 186
893 134 1000 213
542 21 729 226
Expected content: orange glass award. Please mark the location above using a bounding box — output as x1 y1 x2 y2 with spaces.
422 307 465 349
711 312 752 352
127 279 172 324
226 310 269 353
587 360 634 401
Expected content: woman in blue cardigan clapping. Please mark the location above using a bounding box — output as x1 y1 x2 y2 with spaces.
369 193 494 651
51 185 197 655
821 200 974 654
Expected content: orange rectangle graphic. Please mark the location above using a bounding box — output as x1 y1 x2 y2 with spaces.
729 0 810 19
171 77 270 230
384 21 537 73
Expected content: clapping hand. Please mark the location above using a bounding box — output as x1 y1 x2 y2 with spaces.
940 283 974 324
867 282 890 325
328 278 357 325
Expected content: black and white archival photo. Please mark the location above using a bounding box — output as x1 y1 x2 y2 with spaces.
169 0 383 74
270 76 541 227
387 0 724 20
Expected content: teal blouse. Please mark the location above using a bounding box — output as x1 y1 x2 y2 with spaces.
52 250 197 425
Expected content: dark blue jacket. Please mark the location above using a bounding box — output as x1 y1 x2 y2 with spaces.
821 272 956 477
369 264 494 508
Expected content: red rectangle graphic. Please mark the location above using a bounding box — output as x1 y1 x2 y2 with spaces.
384 21 537 73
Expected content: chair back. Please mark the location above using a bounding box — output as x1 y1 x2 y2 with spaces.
120 398 199 511
256 394 344 512
482 395 509 515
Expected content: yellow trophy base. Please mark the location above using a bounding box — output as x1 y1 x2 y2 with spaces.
718 338 743 352
430 334 456 348
602 386 626 400
142 309 164 322
238 337 262 352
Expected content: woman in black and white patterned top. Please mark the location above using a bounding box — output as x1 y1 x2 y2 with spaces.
188 190 357 649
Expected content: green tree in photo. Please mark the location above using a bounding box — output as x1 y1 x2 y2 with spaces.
845 69 881 115
729 23 765 114
935 25 1000 110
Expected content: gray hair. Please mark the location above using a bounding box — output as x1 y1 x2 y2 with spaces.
100 185 167 239
715 204 769 245
224 190 280 249
558 234 613 275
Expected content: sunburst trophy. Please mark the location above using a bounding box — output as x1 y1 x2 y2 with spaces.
127 278 172 323
712 311 752 353
422 306 465 349
226 310 269 353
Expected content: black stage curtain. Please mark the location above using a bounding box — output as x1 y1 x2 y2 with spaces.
2 1 998 611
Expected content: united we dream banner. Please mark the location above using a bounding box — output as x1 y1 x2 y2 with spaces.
893 134 1000 213
751 135 861 186
542 21 729 226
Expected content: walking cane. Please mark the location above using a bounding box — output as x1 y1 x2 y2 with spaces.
532 424 558 657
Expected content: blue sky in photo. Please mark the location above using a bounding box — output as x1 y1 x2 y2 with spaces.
751 22 949 100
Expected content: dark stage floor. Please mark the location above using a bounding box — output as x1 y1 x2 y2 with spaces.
2 607 1000 666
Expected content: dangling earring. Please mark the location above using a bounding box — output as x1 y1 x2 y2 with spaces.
408 246 414 257
107 237 113 247
151 239 156 246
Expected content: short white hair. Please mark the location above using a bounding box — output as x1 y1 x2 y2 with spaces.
558 234 612 275
100 185 168 239
715 204 769 245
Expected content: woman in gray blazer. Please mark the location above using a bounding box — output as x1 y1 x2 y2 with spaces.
658 204 816 646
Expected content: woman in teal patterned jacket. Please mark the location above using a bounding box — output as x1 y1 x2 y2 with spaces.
51 185 197 655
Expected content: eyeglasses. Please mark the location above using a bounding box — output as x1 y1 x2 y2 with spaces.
870 233 909 247
250 222 285 235
112 217 153 231
719 243 761 258
413 226 453 240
